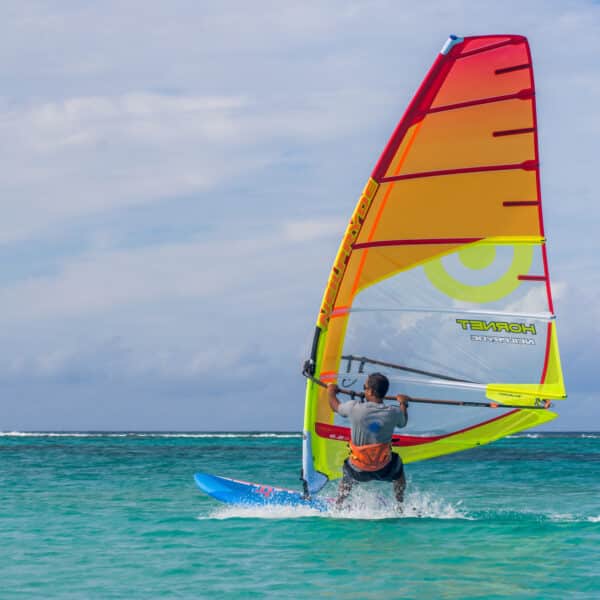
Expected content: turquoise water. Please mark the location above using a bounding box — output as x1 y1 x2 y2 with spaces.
1 432 598 599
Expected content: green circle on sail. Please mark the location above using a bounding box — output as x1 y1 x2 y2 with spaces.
459 244 496 270
423 244 534 303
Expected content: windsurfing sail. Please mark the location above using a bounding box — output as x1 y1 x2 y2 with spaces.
301 34 567 496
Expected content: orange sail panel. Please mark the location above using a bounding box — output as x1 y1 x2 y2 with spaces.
302 35 566 496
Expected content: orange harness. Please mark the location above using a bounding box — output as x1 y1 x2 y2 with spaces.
349 441 392 471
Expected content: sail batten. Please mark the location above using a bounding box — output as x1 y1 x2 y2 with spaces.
302 34 566 496
428 89 534 114
379 161 538 182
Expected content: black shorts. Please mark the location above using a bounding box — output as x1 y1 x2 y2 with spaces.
342 452 404 483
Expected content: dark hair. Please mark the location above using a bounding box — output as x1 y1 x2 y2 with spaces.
366 372 389 399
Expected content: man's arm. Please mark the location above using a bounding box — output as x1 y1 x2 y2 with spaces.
327 384 341 413
396 394 409 426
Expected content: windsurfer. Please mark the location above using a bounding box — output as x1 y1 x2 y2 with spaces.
327 373 409 510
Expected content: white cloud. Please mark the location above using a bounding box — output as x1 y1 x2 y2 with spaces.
282 218 344 242
0 234 282 320
0 93 248 242
26 94 247 149
0 86 389 246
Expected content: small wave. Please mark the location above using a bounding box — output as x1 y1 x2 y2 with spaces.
172 433 301 439
508 432 600 439
549 513 600 523
548 513 577 522
0 431 301 439
128 432 301 439
200 504 324 520
0 431 128 438
555 513 600 524
464 509 600 524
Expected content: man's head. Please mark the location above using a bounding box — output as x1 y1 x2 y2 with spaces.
364 372 389 400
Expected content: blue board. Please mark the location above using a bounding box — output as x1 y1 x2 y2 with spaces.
194 472 332 512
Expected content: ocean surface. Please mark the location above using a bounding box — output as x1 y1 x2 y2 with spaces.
1 432 598 599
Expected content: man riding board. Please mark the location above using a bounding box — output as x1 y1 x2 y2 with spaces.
327 373 409 510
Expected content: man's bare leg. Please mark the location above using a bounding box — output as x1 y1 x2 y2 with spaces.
336 475 354 509
393 472 406 511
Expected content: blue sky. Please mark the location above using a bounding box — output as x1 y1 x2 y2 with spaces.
1 1 598 431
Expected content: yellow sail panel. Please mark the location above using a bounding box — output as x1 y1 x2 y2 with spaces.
396 100 535 175
360 171 541 242
311 407 557 481
486 322 567 403
398 408 557 463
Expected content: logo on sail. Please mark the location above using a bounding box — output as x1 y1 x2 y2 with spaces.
456 319 537 345
455 319 537 335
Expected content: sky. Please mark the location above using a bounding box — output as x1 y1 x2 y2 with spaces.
1 1 598 431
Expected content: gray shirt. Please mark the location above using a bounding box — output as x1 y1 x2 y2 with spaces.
337 400 407 446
